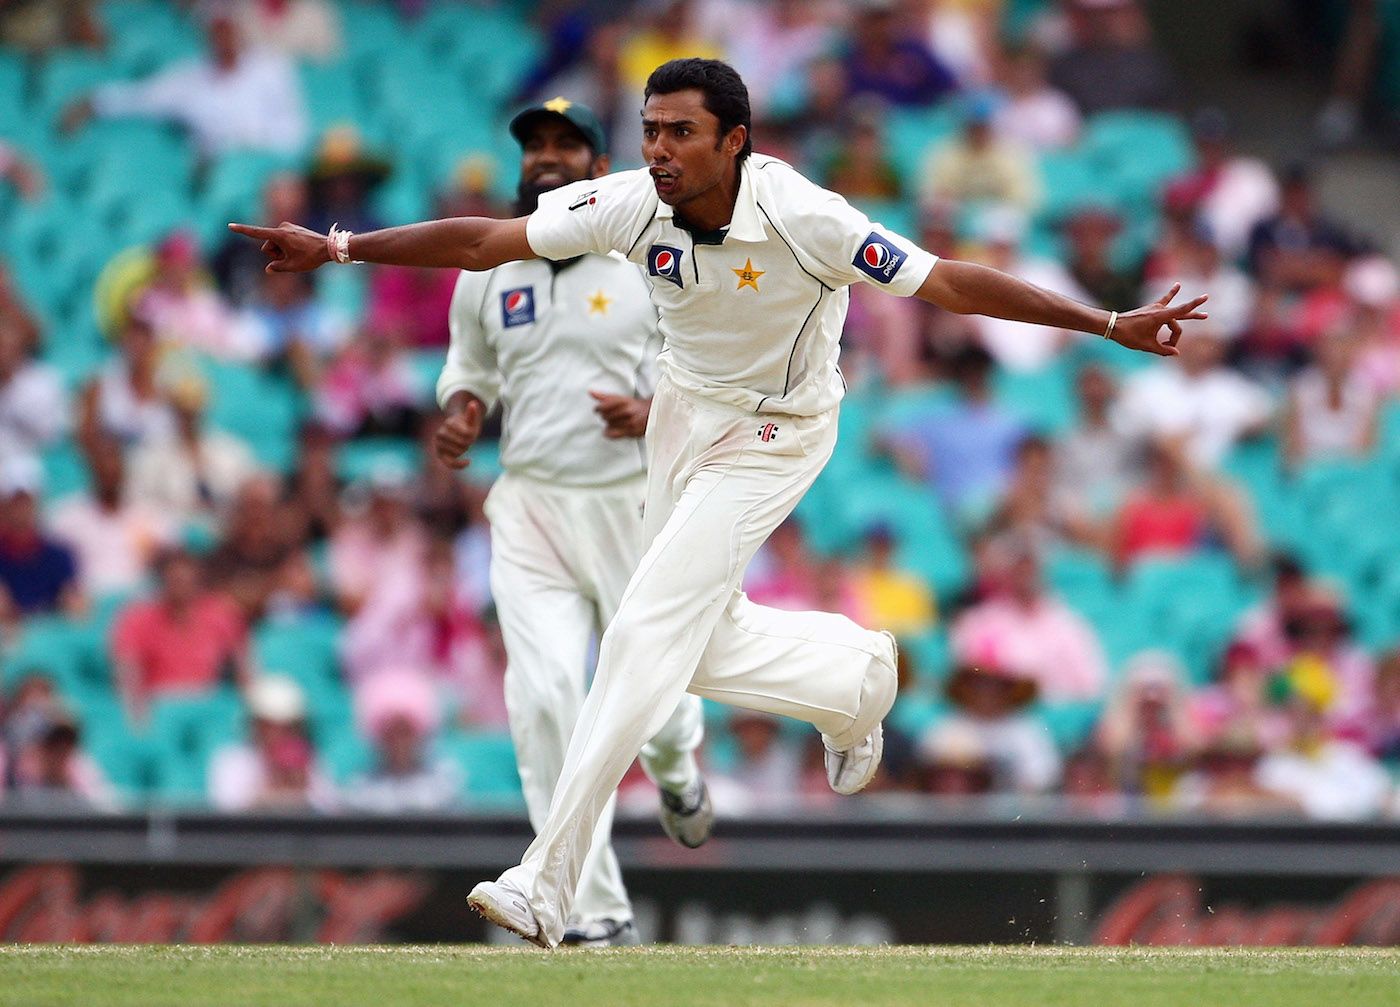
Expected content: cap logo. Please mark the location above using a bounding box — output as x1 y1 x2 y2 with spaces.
500 286 535 328
647 245 685 288
543 96 573 114
853 232 907 284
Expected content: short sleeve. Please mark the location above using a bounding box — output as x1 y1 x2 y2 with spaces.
438 270 501 410
787 186 938 296
525 170 649 262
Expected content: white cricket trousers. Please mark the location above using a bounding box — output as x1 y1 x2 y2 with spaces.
499 376 899 945
485 470 704 926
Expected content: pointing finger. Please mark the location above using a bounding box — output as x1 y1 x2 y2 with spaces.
229 222 276 239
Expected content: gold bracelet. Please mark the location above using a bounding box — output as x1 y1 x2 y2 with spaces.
1102 310 1118 341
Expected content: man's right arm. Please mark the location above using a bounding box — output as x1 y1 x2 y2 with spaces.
227 216 537 274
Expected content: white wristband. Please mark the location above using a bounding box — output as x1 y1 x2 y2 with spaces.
327 223 357 264
1102 310 1118 341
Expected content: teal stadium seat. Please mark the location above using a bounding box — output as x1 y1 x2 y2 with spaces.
438 729 524 806
147 689 246 804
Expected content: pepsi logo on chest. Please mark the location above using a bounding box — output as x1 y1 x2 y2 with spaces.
647 244 685 288
852 232 907 284
500 287 536 328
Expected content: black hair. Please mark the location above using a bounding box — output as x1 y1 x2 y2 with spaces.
644 58 753 162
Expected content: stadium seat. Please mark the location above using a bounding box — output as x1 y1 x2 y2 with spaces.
146 688 246 804
437 729 524 805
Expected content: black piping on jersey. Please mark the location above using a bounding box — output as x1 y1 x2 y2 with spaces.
624 216 653 259
754 200 834 410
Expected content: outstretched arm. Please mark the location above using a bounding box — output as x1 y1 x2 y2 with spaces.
227 216 537 274
917 259 1208 357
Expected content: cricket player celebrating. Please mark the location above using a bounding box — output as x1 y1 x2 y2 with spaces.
435 98 711 947
232 58 1209 949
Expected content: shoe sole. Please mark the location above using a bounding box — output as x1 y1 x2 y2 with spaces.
661 785 715 849
832 724 884 796
467 887 550 949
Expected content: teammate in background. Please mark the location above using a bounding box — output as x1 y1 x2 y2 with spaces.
231 58 1209 949
432 99 711 947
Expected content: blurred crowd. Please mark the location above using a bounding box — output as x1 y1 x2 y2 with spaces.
2 0 1400 820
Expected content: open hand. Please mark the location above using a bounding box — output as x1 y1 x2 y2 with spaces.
227 221 331 273
1111 283 1209 356
590 391 650 439
433 399 484 470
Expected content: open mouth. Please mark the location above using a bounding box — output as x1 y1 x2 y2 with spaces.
531 171 566 188
649 167 678 195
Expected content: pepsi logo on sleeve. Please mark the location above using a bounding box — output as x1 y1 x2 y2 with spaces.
647 245 685 288
500 287 536 328
853 232 907 284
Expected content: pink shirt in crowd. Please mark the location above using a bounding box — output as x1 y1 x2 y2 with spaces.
951 595 1108 702
111 594 247 696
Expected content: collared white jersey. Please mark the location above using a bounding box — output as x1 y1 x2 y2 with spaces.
438 253 659 487
525 153 939 416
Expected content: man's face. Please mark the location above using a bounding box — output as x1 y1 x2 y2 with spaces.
642 89 743 208
518 117 604 211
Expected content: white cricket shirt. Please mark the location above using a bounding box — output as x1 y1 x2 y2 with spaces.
438 253 659 487
525 153 939 416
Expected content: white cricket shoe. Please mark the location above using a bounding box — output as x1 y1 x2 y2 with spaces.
824 723 884 795
659 777 714 849
561 918 642 947
467 879 549 948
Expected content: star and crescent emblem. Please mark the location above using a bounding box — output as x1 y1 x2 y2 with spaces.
586 289 613 315
732 257 764 292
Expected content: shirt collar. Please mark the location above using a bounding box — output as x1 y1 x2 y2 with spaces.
652 157 766 243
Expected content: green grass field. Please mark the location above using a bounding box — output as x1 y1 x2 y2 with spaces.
2 945 1397 1007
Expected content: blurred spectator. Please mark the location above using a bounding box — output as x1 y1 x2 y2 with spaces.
0 264 41 357
212 173 311 309
712 710 802 811
619 1 724 94
919 92 1039 212
1266 583 1376 741
1173 731 1289 817
204 475 311 621
1096 651 1199 800
1061 745 1127 814
47 435 177 598
1255 684 1390 820
328 465 429 615
63 7 307 158
1053 363 1142 518
76 311 176 450
950 534 1107 702
1366 650 1400 763
0 141 47 202
1 321 68 466
714 0 836 120
1247 164 1354 294
110 547 251 723
885 344 1026 521
1231 553 1314 668
0 455 83 622
1189 641 1293 753
1111 439 1263 570
314 327 422 439
1048 0 1175 115
1342 255 1400 397
0 0 103 51
342 532 505 728
966 207 1080 371
126 372 259 529
207 675 334 812
824 105 902 200
922 654 1061 793
521 24 632 161
843 2 957 108
1311 0 1383 148
1061 205 1140 311
988 434 1101 550
1163 109 1279 260
8 712 114 811
235 270 350 388
413 417 476 538
233 0 343 64
911 0 1000 88
849 523 937 638
915 718 994 797
991 43 1080 151
1144 219 1256 343
305 126 390 236
287 420 343 543
366 264 458 351
135 231 243 360
1283 323 1379 469
344 669 462 813
1114 325 1273 470
744 518 821 612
